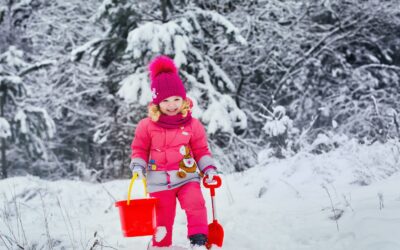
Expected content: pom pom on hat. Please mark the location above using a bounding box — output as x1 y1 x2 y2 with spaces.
148 55 186 105
149 56 178 81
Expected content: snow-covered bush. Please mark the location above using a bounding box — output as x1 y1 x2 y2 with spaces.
261 105 296 158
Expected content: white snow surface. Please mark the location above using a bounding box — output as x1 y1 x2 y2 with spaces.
155 226 167 243
1 141 400 249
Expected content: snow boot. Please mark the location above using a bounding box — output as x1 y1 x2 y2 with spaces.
189 234 207 249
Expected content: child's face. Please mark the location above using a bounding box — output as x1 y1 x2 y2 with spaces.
159 96 184 116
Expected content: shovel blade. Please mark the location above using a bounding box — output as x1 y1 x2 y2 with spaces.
207 220 224 248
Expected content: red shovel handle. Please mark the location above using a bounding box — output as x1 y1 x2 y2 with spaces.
202 175 222 196
203 175 224 248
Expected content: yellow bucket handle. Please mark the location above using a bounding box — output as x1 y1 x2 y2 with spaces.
127 172 148 205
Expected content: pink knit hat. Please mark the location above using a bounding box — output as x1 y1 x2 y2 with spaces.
149 55 186 105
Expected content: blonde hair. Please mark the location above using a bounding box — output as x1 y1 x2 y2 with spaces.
148 99 191 122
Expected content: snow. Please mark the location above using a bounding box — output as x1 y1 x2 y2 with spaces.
148 246 188 250
125 22 183 58
262 105 293 136
0 46 28 69
173 35 189 68
93 129 108 144
155 226 167 243
15 110 28 134
352 68 380 88
202 101 232 134
70 38 103 62
202 95 247 134
27 106 56 138
1 141 400 249
188 8 247 46
14 107 56 138
191 246 207 250
95 0 113 19
0 75 22 85
205 55 235 92
0 117 11 138
124 8 246 63
117 72 152 105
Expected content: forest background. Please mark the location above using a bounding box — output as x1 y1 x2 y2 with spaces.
1 0 400 181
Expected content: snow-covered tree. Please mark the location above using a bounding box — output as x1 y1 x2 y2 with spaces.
21 0 118 180
0 0 58 179
217 0 400 155
0 0 38 51
0 46 55 178
283 0 400 144
73 0 249 172
2 0 399 179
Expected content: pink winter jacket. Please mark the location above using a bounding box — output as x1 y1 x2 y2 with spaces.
130 117 215 173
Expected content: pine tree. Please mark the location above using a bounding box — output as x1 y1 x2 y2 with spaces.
0 46 55 178
23 0 114 179
73 0 249 173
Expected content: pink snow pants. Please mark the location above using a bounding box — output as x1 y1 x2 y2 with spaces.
150 182 208 247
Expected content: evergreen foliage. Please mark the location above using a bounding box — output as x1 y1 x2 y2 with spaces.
1 0 400 179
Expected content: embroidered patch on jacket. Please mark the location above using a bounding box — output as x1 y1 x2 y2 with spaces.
177 145 197 178
149 159 157 170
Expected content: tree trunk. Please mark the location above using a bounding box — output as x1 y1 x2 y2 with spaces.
0 88 7 179
235 65 246 109
160 0 174 22
1 139 6 179
161 0 168 22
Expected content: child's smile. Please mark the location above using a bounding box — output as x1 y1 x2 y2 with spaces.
159 96 184 116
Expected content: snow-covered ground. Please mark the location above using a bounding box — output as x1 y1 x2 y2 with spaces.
1 140 400 250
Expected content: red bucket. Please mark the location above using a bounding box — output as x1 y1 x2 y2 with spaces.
115 174 158 237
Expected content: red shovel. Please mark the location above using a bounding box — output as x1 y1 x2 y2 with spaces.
203 175 224 249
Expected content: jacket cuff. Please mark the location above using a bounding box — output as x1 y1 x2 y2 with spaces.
129 158 147 171
202 165 217 174
197 155 215 172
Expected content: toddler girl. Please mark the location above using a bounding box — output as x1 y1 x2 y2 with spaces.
129 55 218 249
